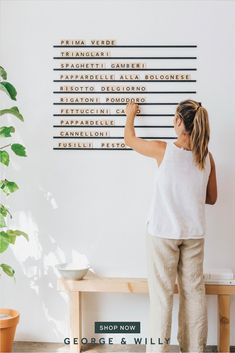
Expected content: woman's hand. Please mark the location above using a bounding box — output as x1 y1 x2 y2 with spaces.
125 102 140 118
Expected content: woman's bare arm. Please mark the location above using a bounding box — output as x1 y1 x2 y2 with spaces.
124 102 165 161
206 152 217 204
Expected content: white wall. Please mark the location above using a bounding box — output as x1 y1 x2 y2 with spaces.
0 0 235 346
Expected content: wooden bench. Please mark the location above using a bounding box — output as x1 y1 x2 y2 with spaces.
58 272 235 353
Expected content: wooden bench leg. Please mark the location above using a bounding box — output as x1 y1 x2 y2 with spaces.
69 291 82 353
217 294 230 353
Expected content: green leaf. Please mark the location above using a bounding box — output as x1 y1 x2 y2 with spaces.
0 82 17 100
0 230 16 244
0 263 15 277
0 179 19 195
0 67 7 80
4 233 16 244
0 214 6 228
7 229 29 241
0 126 15 137
0 106 24 121
0 229 28 253
0 232 10 253
11 143 27 157
0 150 9 166
0 203 12 218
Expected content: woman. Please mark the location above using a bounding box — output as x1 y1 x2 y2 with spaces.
124 99 217 353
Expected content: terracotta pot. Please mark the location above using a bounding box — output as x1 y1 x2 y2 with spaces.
0 308 20 353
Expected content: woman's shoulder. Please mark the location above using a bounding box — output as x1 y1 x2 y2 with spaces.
151 140 168 154
153 140 167 148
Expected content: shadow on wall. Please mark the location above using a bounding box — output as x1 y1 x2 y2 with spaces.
1 175 97 341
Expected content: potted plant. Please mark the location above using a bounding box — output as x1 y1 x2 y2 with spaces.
0 65 29 353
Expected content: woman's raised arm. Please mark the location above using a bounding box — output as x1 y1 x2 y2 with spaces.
124 102 165 160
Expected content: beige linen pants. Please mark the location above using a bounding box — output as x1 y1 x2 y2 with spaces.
145 231 208 353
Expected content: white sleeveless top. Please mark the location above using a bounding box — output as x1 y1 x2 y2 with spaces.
146 140 211 239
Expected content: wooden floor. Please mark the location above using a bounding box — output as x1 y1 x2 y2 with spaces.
13 342 223 352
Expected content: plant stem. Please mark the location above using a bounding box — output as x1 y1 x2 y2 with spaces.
0 143 11 150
